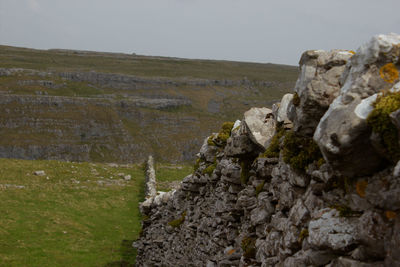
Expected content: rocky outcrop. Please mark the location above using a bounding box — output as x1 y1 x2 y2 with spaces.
135 34 400 266
314 33 400 177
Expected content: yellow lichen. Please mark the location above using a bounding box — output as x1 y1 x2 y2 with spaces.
385 210 397 220
356 180 368 198
379 63 399 83
349 50 356 55
227 249 236 255
367 91 400 161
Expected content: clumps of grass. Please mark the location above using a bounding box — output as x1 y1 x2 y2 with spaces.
298 228 309 243
240 159 253 184
293 92 300 106
208 122 234 147
282 130 324 172
259 123 285 158
241 236 256 259
255 181 265 196
367 91 400 162
168 211 187 228
202 163 216 176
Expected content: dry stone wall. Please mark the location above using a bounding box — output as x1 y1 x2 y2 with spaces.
134 34 400 266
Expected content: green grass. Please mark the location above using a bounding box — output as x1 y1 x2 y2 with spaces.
155 163 193 191
0 45 298 82
0 158 146 267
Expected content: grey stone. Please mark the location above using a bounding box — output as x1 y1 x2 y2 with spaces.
314 34 400 177
34 170 46 176
243 107 276 149
308 208 358 251
289 49 352 136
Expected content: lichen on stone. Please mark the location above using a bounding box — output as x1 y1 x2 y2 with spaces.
379 63 399 83
356 180 368 198
367 91 400 161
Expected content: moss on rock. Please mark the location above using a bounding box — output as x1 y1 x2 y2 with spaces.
367 91 400 161
208 122 234 147
202 163 216 176
168 211 187 228
260 123 285 158
282 130 324 172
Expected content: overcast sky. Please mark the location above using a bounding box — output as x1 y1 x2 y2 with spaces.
0 0 399 65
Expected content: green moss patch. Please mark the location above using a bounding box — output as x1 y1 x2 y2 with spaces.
367 91 400 161
208 122 234 147
168 211 187 228
260 123 285 158
282 131 323 172
202 163 216 176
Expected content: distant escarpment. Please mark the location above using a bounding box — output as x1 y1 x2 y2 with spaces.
0 46 298 163
135 34 400 266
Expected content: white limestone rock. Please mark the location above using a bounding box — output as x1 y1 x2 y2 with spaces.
314 33 400 177
243 107 276 149
308 208 358 251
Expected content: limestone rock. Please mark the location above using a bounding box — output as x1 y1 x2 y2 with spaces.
308 208 357 251
224 121 260 157
276 93 293 126
314 33 400 177
34 170 46 176
243 107 276 149
289 49 353 136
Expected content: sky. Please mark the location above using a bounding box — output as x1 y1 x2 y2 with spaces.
0 0 399 65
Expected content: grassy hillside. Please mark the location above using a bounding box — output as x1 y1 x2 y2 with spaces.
0 45 299 163
0 158 191 266
0 45 297 82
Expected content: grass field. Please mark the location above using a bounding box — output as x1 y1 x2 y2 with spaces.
0 158 191 266
0 45 298 82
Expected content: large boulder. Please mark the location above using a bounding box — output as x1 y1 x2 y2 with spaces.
314 33 400 177
288 50 353 136
243 107 276 149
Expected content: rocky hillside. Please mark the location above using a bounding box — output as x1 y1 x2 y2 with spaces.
0 46 298 163
134 33 400 266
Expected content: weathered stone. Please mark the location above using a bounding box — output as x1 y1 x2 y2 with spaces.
356 211 388 259
328 257 383 267
385 216 400 266
243 107 276 149
289 49 352 136
314 34 400 177
34 170 46 176
224 121 260 157
308 208 358 251
200 136 219 163
277 93 293 125
288 199 310 226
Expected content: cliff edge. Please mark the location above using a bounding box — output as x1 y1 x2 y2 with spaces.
134 34 400 266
